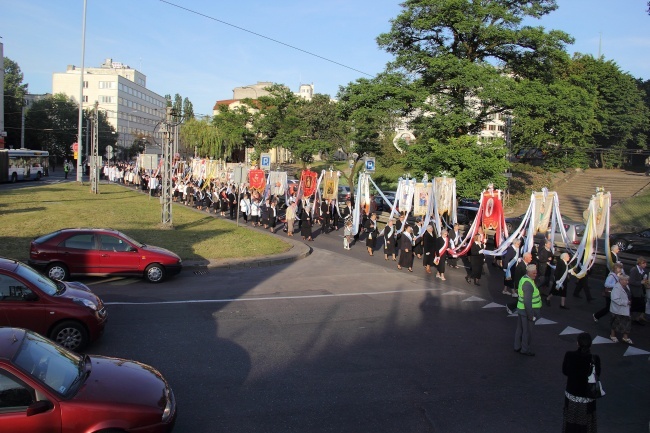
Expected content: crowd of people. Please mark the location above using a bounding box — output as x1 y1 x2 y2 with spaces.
101 161 649 432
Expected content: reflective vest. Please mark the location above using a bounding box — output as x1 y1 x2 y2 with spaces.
517 276 542 310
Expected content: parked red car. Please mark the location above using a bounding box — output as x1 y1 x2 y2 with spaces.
0 257 106 351
29 228 182 283
0 328 176 432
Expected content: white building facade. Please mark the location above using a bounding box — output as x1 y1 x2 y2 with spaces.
52 58 167 155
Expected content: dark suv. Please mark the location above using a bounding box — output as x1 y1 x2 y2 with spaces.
0 257 107 351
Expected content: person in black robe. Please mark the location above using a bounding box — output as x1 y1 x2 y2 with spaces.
300 206 313 241
422 225 436 274
434 229 450 281
467 234 484 285
383 219 397 261
398 225 415 272
412 219 424 259
365 213 378 256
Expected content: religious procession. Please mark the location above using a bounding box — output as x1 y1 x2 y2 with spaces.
103 156 649 350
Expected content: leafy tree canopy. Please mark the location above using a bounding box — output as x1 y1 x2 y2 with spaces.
3 57 29 149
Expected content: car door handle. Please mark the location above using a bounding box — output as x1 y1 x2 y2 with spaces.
101 254 109 257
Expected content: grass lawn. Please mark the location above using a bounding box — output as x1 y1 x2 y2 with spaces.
610 187 650 230
0 183 290 261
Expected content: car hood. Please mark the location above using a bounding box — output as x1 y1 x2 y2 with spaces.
140 245 181 260
74 356 168 410
60 283 103 308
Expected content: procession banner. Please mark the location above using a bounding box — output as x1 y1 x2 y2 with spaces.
268 171 287 196
322 171 339 200
300 169 318 197
248 169 266 193
413 183 430 217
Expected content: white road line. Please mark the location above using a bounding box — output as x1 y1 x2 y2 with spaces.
104 287 445 306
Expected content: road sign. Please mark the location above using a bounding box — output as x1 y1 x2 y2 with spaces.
72 142 79 152
233 166 248 184
365 157 376 172
260 153 271 170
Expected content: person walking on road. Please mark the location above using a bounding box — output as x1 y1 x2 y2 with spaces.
514 264 542 356
466 234 484 285
610 274 633 344
593 262 623 323
628 257 648 325
562 332 600 432
64 162 70 179
397 225 414 272
546 252 570 309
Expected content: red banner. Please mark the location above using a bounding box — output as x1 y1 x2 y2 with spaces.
481 190 505 247
301 170 318 197
248 169 266 192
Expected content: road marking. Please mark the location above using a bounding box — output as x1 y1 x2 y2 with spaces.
104 287 445 306
559 326 583 335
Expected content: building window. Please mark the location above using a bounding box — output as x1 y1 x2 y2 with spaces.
82 95 89 102
83 81 88 88
488 124 496 131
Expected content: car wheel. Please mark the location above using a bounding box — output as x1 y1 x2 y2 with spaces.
615 239 628 251
145 263 165 283
50 321 88 352
46 262 69 281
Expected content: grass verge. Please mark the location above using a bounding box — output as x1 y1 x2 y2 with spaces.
0 183 290 261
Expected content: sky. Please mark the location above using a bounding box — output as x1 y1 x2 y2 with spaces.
2 0 649 117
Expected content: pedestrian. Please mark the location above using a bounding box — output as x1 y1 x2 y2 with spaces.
448 223 461 269
268 201 278 233
64 162 69 179
466 234 484 285
502 238 521 297
514 264 542 356
593 262 623 323
397 225 414 272
422 224 436 274
609 274 633 344
239 193 251 223
365 213 378 256
546 252 571 309
250 198 261 226
628 257 648 325
505 252 532 315
285 202 296 236
537 240 553 289
343 219 353 250
300 205 313 241
562 332 600 432
572 263 594 303
383 219 397 261
434 229 450 281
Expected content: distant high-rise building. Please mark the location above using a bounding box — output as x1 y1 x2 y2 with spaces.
52 58 166 154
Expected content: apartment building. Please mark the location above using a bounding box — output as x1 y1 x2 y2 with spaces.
52 58 167 154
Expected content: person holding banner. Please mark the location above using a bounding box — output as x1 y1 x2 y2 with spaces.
422 224 437 274
383 219 397 261
434 230 450 281
448 224 461 269
398 225 414 272
467 234 484 285
365 213 379 256
546 253 571 309
502 239 521 297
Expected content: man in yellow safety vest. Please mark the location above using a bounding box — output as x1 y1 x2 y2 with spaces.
514 264 542 356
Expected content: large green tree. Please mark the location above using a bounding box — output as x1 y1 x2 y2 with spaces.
3 57 28 149
376 0 573 141
24 94 117 160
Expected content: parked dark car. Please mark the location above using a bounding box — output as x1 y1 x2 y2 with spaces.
29 228 182 283
457 206 479 226
610 228 650 254
0 328 176 432
458 198 480 208
0 257 106 351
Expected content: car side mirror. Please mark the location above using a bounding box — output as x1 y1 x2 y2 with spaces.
26 400 54 417
129 246 138 252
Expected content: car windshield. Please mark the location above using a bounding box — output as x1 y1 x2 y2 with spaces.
13 332 82 396
16 263 59 296
116 231 143 248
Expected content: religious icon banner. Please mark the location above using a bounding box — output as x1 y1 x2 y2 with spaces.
322 171 339 200
413 183 431 217
268 171 287 196
248 169 266 193
434 177 455 216
532 191 556 234
481 191 504 232
301 170 318 197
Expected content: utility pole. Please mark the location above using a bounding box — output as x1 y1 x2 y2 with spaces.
161 107 182 227
90 101 99 194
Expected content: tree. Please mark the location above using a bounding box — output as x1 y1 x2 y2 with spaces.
182 97 194 121
336 73 415 188
212 105 256 161
25 94 116 160
180 116 224 159
3 57 28 149
568 54 649 167
376 0 573 143
405 135 509 198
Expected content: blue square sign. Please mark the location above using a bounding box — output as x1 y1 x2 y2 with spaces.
260 153 271 170
365 157 375 172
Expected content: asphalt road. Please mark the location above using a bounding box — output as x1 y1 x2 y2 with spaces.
5 173 650 432
83 222 650 433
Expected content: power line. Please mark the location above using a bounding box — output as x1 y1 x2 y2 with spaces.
158 0 374 78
